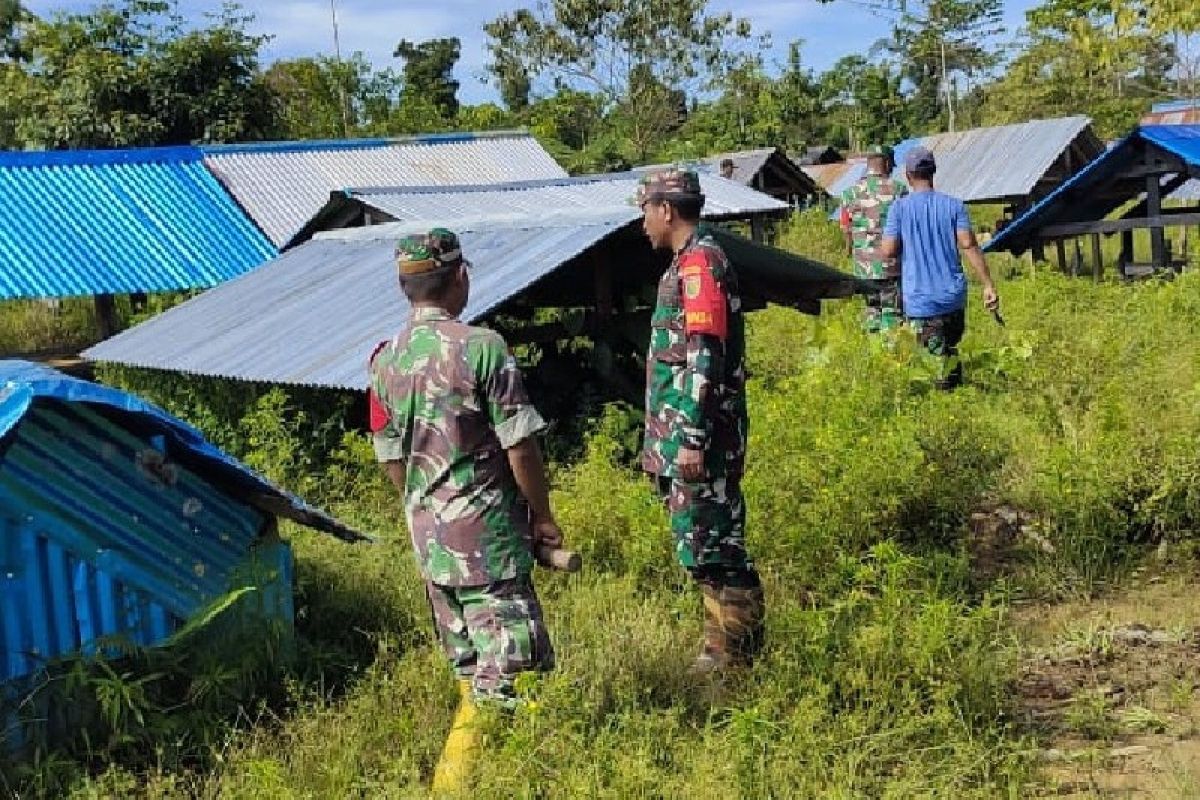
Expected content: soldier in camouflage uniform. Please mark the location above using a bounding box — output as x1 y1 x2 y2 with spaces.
840 145 909 332
635 168 764 674
368 229 561 707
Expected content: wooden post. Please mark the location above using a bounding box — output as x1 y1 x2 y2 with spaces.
94 294 119 340
1032 241 1045 266
1055 239 1068 274
592 252 613 319
1146 171 1166 270
750 216 765 244
1120 229 1134 275
1091 233 1103 282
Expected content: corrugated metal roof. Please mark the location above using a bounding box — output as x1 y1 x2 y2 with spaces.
797 146 843 166
1150 99 1200 114
332 172 788 230
202 131 569 247
802 161 856 192
0 361 364 541
0 147 277 300
892 116 1102 203
699 149 774 184
984 125 1200 254
0 360 361 704
640 149 822 198
1169 178 1200 200
84 213 636 389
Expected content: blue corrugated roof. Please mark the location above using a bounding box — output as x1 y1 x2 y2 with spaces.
0 146 277 300
0 361 360 733
985 125 1200 254
0 361 363 541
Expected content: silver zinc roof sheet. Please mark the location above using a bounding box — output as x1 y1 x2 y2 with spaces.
201 132 568 247
84 211 637 390
343 171 788 224
894 116 1101 202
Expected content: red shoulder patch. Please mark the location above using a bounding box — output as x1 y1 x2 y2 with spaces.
678 250 728 340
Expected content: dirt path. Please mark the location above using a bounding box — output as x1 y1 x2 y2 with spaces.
1013 568 1200 798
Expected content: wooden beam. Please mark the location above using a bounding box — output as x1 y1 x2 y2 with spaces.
750 217 766 244
1117 174 1193 222
1039 212 1200 239
94 294 119 340
1147 170 1167 269
1056 239 1068 273
1110 163 1178 180
1091 233 1103 282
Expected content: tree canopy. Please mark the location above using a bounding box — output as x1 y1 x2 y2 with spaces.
1 0 1198 172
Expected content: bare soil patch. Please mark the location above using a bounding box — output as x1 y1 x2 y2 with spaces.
1014 568 1200 798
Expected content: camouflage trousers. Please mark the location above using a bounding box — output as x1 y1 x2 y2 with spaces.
655 476 758 586
862 277 903 332
426 576 554 703
909 307 966 390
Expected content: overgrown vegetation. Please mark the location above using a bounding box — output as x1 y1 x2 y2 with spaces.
4 211 1199 796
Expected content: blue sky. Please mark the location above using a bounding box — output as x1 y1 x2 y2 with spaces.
25 1 1042 104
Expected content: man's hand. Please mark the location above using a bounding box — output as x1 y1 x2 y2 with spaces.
677 447 705 482
532 515 564 549
982 284 999 312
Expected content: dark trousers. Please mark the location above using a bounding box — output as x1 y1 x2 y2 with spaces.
909 308 966 390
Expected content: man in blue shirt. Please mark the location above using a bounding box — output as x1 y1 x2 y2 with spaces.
882 146 999 389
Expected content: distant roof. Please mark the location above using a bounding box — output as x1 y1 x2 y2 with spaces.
797 145 843 166
0 360 363 542
892 116 1103 203
294 171 789 246
0 147 276 300
1143 99 1200 125
201 131 568 247
85 209 858 388
984 125 1200 254
802 160 860 193
640 147 824 198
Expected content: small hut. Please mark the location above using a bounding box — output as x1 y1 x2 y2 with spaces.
0 361 363 751
984 125 1200 277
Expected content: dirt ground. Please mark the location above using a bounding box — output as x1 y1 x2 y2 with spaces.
1012 565 1200 798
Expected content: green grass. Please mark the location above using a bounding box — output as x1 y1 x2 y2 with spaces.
7 211 1200 797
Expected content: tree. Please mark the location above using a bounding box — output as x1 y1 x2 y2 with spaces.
1 0 278 149
675 59 782 154
818 56 908 150
484 0 761 162
1145 0 1200 102
884 0 1004 131
776 41 826 150
394 37 460 121
493 52 531 112
1 0 24 58
146 5 276 144
266 54 400 139
981 0 1173 137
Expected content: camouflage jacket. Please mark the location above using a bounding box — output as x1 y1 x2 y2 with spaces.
841 174 909 279
369 306 546 587
642 232 747 480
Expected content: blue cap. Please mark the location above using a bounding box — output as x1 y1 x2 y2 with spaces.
905 146 936 174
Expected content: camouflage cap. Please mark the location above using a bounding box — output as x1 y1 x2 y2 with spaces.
866 144 894 160
634 167 705 207
395 228 466 277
